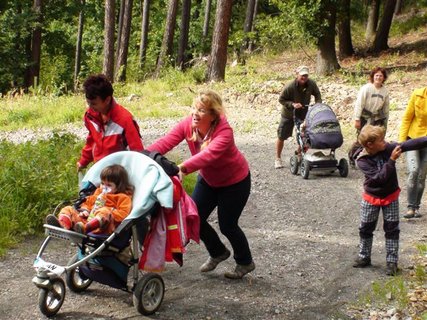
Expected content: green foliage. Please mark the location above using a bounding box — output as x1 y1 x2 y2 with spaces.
0 134 82 255
390 11 427 37
365 277 409 310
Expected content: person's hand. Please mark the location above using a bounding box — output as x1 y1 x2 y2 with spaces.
178 164 187 181
77 162 86 171
390 145 402 161
79 209 89 218
354 120 361 129
293 103 303 109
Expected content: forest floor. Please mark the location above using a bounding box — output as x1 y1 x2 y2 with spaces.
1 19 427 320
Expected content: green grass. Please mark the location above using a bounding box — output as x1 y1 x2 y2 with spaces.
0 134 82 255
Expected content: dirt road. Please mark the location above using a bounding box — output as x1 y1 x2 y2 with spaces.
1 131 426 320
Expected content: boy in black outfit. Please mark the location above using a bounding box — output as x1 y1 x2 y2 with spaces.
353 125 427 276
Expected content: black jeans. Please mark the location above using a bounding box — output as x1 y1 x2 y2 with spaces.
192 172 253 265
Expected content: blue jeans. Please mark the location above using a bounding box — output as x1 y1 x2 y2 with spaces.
192 173 253 265
406 148 427 210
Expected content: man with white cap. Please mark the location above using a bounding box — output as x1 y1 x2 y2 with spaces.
275 65 322 169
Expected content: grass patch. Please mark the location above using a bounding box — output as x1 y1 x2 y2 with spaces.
0 133 82 255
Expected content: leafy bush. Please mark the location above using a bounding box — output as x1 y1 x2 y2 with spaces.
0 133 82 255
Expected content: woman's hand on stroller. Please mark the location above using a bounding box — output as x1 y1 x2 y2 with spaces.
293 102 304 109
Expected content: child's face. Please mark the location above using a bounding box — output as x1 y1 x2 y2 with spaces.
101 180 117 193
367 136 386 154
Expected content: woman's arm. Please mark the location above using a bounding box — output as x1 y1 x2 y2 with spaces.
146 117 189 155
398 91 416 142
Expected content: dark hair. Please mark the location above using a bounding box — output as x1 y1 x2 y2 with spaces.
369 67 388 83
100 164 134 195
83 74 114 100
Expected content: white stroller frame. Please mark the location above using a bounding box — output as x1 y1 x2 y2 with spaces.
32 151 174 317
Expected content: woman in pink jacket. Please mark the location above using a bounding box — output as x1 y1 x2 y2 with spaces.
147 90 255 279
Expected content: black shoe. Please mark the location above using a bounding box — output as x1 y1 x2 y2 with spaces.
414 209 422 218
353 256 371 268
46 214 62 228
385 262 398 276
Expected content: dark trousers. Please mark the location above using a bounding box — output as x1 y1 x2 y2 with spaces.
192 172 253 265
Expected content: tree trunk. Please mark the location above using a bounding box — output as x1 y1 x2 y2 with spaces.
394 0 403 15
206 0 233 82
103 0 115 81
115 0 133 82
115 0 125 65
248 0 258 52
202 0 212 38
338 0 354 58
155 0 178 77
74 0 85 91
365 0 380 44
372 0 396 53
139 0 150 67
316 5 340 75
241 0 256 51
25 0 43 89
177 0 191 70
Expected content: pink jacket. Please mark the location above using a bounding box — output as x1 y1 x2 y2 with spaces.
147 115 249 187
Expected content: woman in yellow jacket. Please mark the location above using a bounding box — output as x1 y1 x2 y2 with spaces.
399 87 427 218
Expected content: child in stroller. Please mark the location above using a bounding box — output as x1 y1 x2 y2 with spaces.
289 103 349 179
32 151 184 317
47 164 134 234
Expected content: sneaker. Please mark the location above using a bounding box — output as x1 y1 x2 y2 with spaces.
404 209 415 219
414 209 422 218
224 261 256 279
200 249 231 272
45 214 62 228
73 222 86 234
353 256 371 268
385 262 398 276
274 158 284 169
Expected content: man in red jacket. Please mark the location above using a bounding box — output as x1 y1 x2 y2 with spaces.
77 74 144 170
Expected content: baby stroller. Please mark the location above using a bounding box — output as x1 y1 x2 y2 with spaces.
32 151 178 317
289 103 349 179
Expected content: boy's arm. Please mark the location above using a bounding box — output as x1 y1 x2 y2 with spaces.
400 136 427 152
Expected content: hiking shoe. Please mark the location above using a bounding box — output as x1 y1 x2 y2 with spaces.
404 209 415 219
46 214 62 228
353 256 371 268
274 158 284 169
73 222 86 234
414 209 422 218
385 262 398 276
224 261 256 279
200 249 231 272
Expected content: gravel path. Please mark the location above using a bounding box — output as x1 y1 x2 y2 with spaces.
0 84 426 319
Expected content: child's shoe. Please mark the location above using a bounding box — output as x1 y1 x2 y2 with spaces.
224 261 256 279
58 214 72 229
385 262 398 276
46 214 62 228
73 222 86 234
353 256 371 268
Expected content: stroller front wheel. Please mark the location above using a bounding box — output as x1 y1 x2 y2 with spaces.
300 160 310 179
66 254 93 293
338 158 349 177
133 273 165 315
290 155 299 175
38 277 66 317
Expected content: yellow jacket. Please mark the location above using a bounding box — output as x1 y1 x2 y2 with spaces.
399 87 427 142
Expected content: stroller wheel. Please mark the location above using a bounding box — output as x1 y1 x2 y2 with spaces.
338 158 349 177
133 273 165 315
66 254 93 293
38 278 66 317
300 160 310 179
290 155 299 175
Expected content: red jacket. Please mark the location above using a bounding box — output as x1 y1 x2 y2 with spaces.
78 99 144 167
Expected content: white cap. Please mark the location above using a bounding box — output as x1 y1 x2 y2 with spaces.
296 66 309 76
